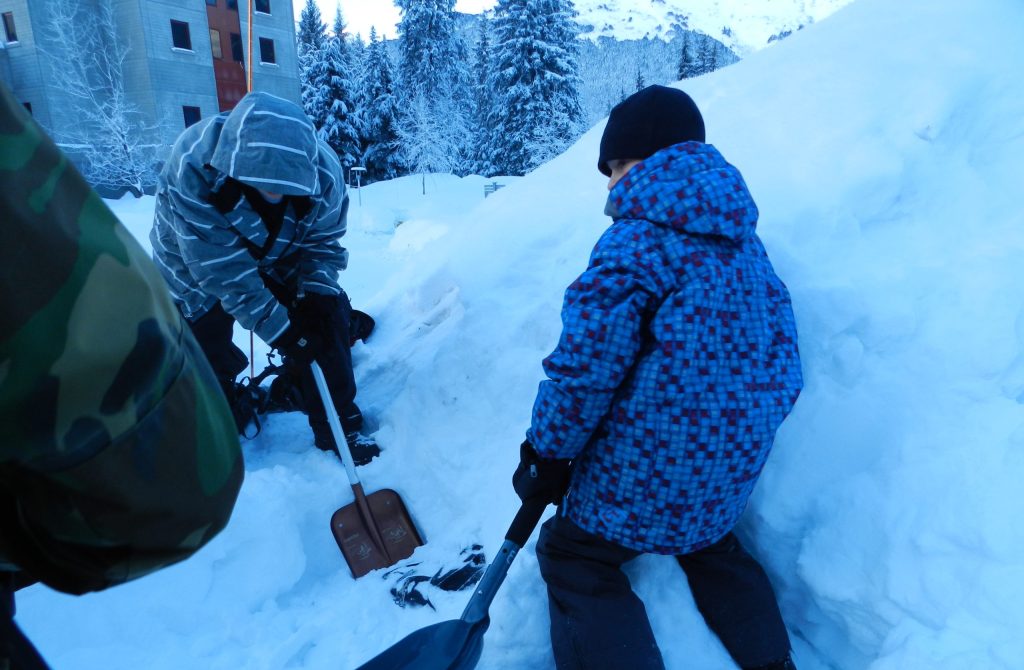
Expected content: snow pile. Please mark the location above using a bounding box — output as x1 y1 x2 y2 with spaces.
16 0 1024 668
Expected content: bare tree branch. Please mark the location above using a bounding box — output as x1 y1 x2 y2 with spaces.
41 0 165 196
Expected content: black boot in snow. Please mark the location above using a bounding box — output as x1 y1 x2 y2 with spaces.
314 432 381 466
345 432 382 466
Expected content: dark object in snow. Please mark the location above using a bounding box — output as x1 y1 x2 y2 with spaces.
336 432 382 468
312 363 424 578
348 309 376 347
388 568 435 610
355 499 547 670
386 545 488 610
431 545 486 592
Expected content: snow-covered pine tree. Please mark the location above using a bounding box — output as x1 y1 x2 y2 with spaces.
698 37 718 76
358 28 403 183
395 0 469 101
394 0 473 175
297 0 329 132
319 7 361 171
470 22 498 176
486 0 585 176
678 34 699 79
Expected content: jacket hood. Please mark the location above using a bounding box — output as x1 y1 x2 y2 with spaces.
209 92 320 196
604 142 758 241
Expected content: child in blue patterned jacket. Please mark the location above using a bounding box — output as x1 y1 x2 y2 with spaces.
512 85 803 670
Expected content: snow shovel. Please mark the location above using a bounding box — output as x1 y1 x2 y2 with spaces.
354 497 549 670
310 362 424 578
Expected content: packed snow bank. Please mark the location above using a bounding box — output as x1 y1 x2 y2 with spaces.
16 0 1024 668
706 1 1024 667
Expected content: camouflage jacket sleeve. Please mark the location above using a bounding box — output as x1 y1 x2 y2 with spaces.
295 143 349 296
0 83 243 595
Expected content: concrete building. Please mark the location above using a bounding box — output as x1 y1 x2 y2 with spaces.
0 0 300 154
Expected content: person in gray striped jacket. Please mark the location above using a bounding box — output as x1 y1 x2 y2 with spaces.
150 91 379 465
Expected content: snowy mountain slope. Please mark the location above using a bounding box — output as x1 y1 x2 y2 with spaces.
15 0 1024 668
572 0 855 53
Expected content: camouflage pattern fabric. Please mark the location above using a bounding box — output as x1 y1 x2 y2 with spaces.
0 83 243 595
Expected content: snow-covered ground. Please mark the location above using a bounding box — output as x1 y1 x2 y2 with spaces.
16 0 1024 667
572 0 854 53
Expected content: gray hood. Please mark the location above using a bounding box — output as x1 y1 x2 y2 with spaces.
209 91 320 196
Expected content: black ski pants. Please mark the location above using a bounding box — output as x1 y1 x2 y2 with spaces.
536 515 792 670
186 290 363 446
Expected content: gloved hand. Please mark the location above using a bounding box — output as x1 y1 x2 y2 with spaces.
348 309 375 347
270 321 324 365
513 440 572 505
296 293 374 348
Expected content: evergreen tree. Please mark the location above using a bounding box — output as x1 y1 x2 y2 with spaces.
698 38 719 75
320 6 361 170
359 28 403 182
486 0 585 175
297 0 329 131
678 34 698 79
471 22 498 176
394 0 473 175
395 0 469 101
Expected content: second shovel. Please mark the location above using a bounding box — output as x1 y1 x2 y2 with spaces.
310 361 424 577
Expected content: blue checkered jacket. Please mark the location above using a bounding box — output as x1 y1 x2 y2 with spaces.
529 142 802 554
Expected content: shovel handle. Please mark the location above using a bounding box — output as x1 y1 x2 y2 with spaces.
310 361 360 487
505 497 548 548
460 498 548 625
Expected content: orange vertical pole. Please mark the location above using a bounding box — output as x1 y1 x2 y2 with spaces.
246 0 254 92
247 0 255 378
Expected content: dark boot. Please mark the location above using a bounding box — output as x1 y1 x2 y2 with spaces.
313 431 380 466
345 432 382 466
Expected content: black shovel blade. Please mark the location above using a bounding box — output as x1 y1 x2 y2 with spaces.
355 617 488 670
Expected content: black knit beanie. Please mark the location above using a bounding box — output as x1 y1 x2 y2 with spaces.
598 85 706 176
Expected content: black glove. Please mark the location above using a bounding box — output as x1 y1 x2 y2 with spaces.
270 322 324 365
294 292 374 348
348 309 376 347
513 440 572 505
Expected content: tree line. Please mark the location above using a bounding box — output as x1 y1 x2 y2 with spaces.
300 0 739 185
298 0 588 183
31 0 737 194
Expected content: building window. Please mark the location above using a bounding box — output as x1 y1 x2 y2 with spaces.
2 12 17 43
230 32 244 63
182 106 202 128
258 37 275 64
210 29 223 59
227 0 238 10
255 0 270 13
170 20 192 50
